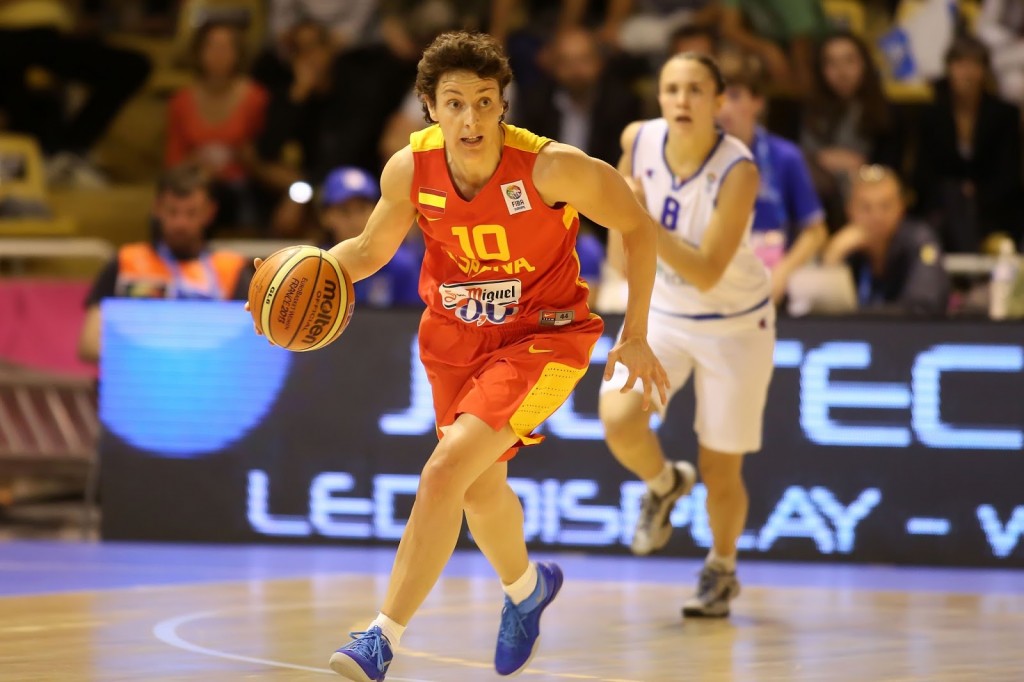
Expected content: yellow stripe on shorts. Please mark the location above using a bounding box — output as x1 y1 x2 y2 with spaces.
510 362 588 444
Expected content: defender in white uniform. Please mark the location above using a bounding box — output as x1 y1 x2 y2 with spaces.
599 53 775 618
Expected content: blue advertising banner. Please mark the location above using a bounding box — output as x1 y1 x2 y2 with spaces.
99 300 1024 567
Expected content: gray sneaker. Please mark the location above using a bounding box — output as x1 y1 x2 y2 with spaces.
681 564 741 618
630 461 696 556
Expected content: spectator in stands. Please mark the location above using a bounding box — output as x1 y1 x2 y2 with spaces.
719 0 825 94
977 0 1024 113
253 1 378 90
514 26 642 167
801 31 903 231
269 0 378 54
668 23 720 57
256 7 458 235
823 165 949 315
250 19 336 234
718 57 828 304
77 165 252 364
0 0 151 187
166 21 268 230
319 166 421 308
912 36 1023 252
489 0 629 90
613 1 721 59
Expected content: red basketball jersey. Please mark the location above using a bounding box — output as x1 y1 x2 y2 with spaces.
410 124 591 329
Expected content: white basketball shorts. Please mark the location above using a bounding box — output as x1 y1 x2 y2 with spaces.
600 303 776 454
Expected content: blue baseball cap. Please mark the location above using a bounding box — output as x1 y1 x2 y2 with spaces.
321 166 380 207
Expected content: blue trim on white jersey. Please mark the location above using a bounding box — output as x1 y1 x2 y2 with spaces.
712 157 756 208
651 296 770 321
662 129 725 191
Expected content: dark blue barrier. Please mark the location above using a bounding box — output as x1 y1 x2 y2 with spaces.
99 300 1024 567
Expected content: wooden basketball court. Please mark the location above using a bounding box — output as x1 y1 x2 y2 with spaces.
1 543 1022 681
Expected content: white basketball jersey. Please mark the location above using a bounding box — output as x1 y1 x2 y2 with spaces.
633 119 770 318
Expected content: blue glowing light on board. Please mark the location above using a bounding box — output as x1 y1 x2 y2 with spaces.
100 300 292 457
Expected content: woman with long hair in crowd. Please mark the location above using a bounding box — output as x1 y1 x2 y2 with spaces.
801 31 902 229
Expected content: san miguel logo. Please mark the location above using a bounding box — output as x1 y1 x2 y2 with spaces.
439 278 521 326
500 181 532 215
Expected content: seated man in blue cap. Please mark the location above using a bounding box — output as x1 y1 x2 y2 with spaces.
320 166 422 308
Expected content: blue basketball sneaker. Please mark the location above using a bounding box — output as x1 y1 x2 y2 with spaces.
494 561 564 676
329 626 393 681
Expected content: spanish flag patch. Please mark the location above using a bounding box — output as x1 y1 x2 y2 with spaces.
418 187 447 216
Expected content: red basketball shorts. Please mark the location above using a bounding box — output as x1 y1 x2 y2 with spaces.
418 311 604 461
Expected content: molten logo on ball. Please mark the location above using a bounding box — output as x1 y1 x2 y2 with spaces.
302 278 337 345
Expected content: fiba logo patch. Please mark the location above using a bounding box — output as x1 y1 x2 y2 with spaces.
501 180 532 214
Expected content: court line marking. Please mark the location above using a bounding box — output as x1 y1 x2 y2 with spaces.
156 610 445 681
152 593 643 682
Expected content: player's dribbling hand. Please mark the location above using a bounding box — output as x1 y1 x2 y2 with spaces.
246 257 275 345
604 336 669 411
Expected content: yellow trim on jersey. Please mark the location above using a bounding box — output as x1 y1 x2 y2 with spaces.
410 123 550 155
561 205 579 230
571 248 590 290
418 191 446 209
410 125 445 152
503 124 550 153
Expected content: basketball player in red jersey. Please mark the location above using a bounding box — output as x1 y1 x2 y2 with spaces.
252 31 666 681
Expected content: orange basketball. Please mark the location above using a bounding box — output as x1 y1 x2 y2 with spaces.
247 245 355 352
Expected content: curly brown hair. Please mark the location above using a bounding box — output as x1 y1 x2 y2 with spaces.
414 31 513 124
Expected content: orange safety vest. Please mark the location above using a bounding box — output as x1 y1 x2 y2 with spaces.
116 242 246 300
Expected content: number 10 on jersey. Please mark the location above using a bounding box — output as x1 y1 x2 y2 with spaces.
451 225 510 261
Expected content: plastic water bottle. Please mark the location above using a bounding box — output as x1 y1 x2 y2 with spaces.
989 240 1019 320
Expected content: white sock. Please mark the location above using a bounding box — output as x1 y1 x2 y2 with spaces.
502 561 539 605
707 549 737 573
644 461 678 497
370 613 406 650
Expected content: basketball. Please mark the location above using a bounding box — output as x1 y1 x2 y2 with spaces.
247 245 355 352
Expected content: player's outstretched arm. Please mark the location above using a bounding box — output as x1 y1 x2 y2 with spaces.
534 141 668 409
534 140 657 337
603 121 648 279
327 147 418 282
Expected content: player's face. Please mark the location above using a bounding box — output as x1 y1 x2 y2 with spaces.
848 178 904 241
154 189 216 259
322 198 375 243
717 85 763 139
822 37 864 100
658 58 722 135
426 71 504 154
